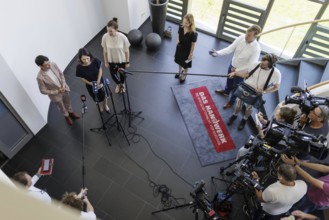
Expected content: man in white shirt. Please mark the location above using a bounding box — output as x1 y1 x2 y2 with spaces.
211 25 261 109
12 169 52 204
227 53 281 130
251 163 307 219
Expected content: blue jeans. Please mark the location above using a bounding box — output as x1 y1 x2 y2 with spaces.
224 63 244 104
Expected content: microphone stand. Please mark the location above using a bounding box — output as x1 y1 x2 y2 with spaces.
119 69 144 127
104 79 130 145
89 82 112 146
81 98 87 188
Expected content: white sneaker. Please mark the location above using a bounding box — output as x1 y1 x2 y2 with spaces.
105 105 110 114
121 84 126 93
115 84 120 93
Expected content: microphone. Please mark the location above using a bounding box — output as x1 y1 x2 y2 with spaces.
80 95 86 102
81 95 87 114
91 81 98 94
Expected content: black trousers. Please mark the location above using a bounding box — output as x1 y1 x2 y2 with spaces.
108 63 125 85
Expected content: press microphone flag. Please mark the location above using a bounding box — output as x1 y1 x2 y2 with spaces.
80 94 86 102
92 81 98 94
81 94 87 114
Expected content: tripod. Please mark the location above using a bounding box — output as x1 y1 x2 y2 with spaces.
211 176 258 220
152 194 220 220
89 82 112 145
118 69 144 127
104 79 130 145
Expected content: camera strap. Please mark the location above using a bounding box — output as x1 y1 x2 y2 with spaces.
247 64 274 91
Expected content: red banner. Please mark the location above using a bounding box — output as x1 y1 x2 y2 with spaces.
190 86 235 153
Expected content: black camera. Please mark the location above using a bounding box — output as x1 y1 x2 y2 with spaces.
284 131 328 160
190 180 218 219
239 164 263 191
265 120 328 160
285 86 329 114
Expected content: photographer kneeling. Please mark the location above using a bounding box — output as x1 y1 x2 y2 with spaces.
251 163 307 220
282 154 329 213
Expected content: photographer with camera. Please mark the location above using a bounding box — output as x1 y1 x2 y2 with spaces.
296 106 329 160
282 154 329 213
227 53 281 130
61 188 96 220
300 106 329 137
236 106 297 160
250 163 307 220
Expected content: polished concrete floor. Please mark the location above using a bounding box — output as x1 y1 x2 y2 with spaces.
2 19 315 220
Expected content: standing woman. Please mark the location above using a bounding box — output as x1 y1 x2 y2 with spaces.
101 17 131 93
76 48 110 113
174 13 198 83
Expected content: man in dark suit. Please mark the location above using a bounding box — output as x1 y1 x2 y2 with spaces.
35 55 80 125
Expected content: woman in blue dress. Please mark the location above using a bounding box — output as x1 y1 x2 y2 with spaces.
76 48 109 113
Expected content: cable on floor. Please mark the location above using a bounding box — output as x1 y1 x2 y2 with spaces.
114 120 192 208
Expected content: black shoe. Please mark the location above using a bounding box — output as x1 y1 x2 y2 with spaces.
180 74 186 83
175 73 180 78
238 119 247 130
215 89 229 96
227 115 237 125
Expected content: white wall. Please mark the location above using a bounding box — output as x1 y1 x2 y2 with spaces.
0 54 45 134
0 0 108 133
127 0 150 31
102 0 150 33
0 0 150 135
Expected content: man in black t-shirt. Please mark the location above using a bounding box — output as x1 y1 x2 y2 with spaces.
298 106 329 160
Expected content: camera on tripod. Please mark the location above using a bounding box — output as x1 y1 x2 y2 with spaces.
232 164 263 191
190 180 219 219
265 119 328 160
285 86 329 114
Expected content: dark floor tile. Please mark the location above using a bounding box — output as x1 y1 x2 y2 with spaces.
93 157 131 184
124 175 162 208
97 182 145 220
43 176 70 200
135 203 174 220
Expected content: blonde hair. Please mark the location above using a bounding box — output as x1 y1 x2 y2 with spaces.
247 24 262 35
183 14 196 33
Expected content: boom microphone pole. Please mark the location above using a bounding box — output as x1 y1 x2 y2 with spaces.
80 95 87 188
127 70 229 77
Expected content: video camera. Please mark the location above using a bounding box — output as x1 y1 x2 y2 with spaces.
265 119 328 160
190 180 219 219
234 164 263 191
285 86 329 114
